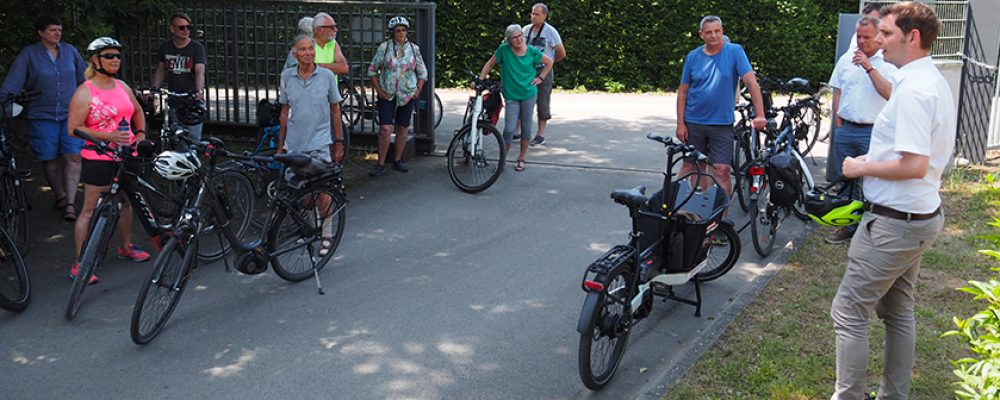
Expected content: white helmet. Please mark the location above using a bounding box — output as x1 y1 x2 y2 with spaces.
87 37 122 56
153 150 200 180
388 16 409 30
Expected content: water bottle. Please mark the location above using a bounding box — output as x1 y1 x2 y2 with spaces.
118 118 130 138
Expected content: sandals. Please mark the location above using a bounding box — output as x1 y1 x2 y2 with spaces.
54 196 68 210
514 159 526 172
63 204 78 222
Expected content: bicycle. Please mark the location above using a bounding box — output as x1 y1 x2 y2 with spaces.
731 101 766 213
130 143 347 344
446 72 505 193
64 131 254 319
747 106 816 257
576 133 741 390
0 227 29 313
753 77 825 157
0 93 33 255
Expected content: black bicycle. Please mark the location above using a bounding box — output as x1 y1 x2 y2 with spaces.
576 134 741 390
130 140 347 344
0 227 29 313
0 93 33 255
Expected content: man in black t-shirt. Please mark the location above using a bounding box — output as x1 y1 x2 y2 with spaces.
151 12 207 140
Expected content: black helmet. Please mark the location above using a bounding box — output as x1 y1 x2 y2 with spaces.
176 103 207 125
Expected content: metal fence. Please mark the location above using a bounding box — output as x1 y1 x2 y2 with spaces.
118 0 437 152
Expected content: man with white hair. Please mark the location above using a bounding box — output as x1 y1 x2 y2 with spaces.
312 12 348 77
519 2 565 146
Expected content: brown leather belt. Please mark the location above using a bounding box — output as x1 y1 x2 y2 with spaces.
864 202 940 221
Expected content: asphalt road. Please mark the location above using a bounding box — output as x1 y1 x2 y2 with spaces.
1 90 825 399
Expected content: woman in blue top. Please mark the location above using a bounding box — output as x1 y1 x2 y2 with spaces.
0 15 87 221
478 24 552 172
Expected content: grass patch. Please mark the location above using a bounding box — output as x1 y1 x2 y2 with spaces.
667 167 1000 399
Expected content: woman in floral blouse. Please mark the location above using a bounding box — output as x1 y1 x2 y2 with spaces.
367 16 427 176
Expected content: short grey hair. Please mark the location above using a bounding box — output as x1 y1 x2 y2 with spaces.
504 24 522 44
291 34 315 49
532 3 549 15
857 15 880 28
699 15 723 31
312 12 333 31
297 16 314 36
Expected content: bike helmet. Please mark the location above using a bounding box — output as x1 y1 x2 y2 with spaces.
176 103 207 125
388 16 409 30
804 186 864 227
153 150 201 180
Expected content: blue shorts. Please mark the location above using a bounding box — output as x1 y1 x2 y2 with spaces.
684 123 734 165
377 98 415 128
29 119 83 161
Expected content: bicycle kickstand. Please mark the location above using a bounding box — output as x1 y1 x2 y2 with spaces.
309 243 325 295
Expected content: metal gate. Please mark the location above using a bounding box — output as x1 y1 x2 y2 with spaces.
955 4 998 163
117 0 437 152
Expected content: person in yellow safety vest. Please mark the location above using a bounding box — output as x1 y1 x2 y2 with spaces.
312 12 348 77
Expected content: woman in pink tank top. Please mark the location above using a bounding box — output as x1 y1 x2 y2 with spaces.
65 37 150 284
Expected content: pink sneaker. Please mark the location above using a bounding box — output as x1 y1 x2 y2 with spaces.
117 243 151 262
68 262 99 285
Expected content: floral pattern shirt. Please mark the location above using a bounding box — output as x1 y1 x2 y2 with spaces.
367 40 428 106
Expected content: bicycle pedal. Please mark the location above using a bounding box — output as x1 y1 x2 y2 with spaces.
17 169 32 179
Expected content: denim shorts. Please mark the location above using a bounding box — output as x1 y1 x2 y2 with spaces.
29 119 83 160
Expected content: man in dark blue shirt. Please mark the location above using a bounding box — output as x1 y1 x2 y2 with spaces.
1 15 87 220
676 15 766 198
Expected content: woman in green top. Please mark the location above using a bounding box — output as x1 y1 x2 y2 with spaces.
367 16 428 176
478 24 553 172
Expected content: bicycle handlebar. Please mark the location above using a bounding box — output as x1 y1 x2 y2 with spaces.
134 87 198 99
645 133 707 163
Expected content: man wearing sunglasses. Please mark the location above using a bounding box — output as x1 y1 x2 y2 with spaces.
151 11 207 139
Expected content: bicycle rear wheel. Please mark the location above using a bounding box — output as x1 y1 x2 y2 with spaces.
751 185 782 257
0 176 28 255
695 223 741 282
270 186 346 282
732 130 752 213
340 87 364 129
131 232 197 344
0 229 29 313
65 205 117 320
578 265 633 390
447 123 505 193
198 170 256 262
794 104 821 156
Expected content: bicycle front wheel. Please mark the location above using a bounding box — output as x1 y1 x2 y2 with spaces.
131 232 197 344
447 123 505 193
198 170 256 262
65 206 117 320
0 176 29 255
732 132 752 213
695 223 741 282
0 229 29 313
578 265 633 390
269 186 346 282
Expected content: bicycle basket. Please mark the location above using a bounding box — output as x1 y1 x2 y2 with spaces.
257 99 281 128
641 180 728 273
766 151 802 208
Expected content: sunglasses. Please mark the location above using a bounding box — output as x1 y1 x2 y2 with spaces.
98 53 122 60
173 25 192 31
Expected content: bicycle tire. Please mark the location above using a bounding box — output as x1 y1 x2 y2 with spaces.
340 88 364 129
65 205 117 320
197 170 256 262
0 228 29 313
447 123 505 193
751 183 777 257
794 103 821 156
732 130 752 213
433 92 443 129
578 265 633 390
694 223 741 281
0 176 29 255
269 186 346 282
815 85 833 142
131 232 197 344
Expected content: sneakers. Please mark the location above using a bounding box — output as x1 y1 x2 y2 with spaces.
824 227 855 244
392 160 409 173
530 135 545 146
369 164 386 177
68 262 99 285
117 243 151 262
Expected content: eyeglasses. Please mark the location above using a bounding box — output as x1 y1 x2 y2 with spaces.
394 28 407 33
173 25 192 31
319 25 337 30
510 35 524 40
98 53 122 60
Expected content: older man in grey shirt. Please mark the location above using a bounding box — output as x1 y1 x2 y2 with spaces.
278 35 345 164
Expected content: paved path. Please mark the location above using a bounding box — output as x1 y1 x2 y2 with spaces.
1 90 827 399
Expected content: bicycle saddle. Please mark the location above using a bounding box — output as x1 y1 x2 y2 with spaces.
611 185 648 207
274 153 312 167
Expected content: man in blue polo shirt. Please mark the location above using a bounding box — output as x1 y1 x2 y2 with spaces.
676 15 766 198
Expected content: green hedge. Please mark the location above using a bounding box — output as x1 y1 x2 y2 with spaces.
435 0 856 91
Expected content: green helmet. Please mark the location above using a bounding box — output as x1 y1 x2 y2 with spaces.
804 185 864 227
